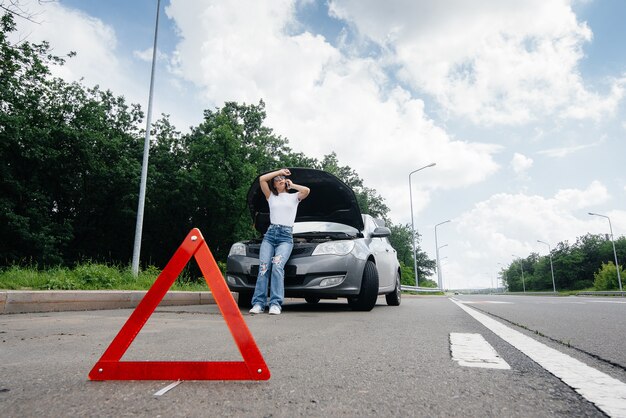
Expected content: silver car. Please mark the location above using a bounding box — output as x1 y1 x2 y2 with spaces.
226 168 402 311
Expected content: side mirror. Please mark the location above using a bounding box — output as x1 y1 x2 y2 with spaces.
371 226 391 238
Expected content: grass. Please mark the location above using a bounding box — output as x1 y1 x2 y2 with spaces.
402 290 445 296
0 263 215 291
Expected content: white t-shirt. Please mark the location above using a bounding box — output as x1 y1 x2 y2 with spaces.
268 192 300 227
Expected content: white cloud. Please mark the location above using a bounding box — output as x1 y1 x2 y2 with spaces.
133 47 168 63
12 1 125 92
455 181 610 254
442 181 619 288
537 140 602 158
511 153 533 176
329 0 626 125
554 180 609 209
165 0 501 221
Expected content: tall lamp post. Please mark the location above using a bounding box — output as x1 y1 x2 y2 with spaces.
537 240 557 293
512 254 526 293
438 246 448 289
408 163 436 286
589 212 622 292
435 220 451 289
441 256 451 289
132 0 161 276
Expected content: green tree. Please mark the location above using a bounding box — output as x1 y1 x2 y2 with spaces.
0 12 142 266
593 261 625 291
175 103 264 261
140 100 314 265
504 233 626 292
0 11 67 265
531 255 554 290
521 252 540 290
388 222 435 285
503 258 526 292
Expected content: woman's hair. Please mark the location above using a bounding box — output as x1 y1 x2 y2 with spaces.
268 178 279 196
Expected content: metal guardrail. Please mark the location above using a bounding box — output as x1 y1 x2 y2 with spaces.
504 291 557 296
443 290 625 297
502 291 625 297
399 287 625 296
401 285 442 293
576 291 626 297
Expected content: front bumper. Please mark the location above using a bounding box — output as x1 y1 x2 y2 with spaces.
226 252 367 298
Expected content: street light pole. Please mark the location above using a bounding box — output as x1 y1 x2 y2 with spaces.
408 163 436 286
435 220 451 289
512 254 526 293
589 212 622 292
438 245 448 289
132 0 161 276
537 240 557 293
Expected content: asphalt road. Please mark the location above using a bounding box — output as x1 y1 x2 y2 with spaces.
1 295 624 417
452 294 626 368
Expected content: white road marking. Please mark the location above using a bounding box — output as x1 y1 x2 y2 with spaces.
450 333 510 369
153 380 182 397
587 299 626 304
450 298 626 417
461 301 513 304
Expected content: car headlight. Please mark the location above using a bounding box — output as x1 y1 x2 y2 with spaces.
228 242 246 257
312 240 355 256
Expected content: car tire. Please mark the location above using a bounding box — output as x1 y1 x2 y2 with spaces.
237 291 253 309
385 271 401 306
305 296 320 304
348 260 379 311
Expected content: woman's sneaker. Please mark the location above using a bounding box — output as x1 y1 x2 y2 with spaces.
269 305 281 315
249 304 263 314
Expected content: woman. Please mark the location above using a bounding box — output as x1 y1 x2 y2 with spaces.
250 168 310 315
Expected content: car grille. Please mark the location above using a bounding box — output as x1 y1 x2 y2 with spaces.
246 265 304 286
246 243 316 259
243 268 346 288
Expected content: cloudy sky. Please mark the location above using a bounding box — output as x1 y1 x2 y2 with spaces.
13 0 626 289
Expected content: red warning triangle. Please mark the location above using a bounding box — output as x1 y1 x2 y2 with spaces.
88 228 270 381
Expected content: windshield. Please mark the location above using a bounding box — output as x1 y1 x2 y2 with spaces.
293 221 359 235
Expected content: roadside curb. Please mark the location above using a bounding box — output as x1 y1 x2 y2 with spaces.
0 290 236 314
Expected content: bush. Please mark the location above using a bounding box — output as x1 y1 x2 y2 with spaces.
399 262 415 286
594 261 625 290
0 263 208 291
44 276 79 290
0 265 48 289
72 262 120 289
419 278 438 288
572 279 593 290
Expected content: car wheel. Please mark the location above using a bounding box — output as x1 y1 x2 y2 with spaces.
348 260 379 311
385 271 401 306
237 291 252 309
305 296 320 304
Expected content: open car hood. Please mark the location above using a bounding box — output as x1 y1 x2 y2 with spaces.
247 168 364 234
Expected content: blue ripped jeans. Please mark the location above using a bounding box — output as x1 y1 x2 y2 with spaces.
251 224 294 309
